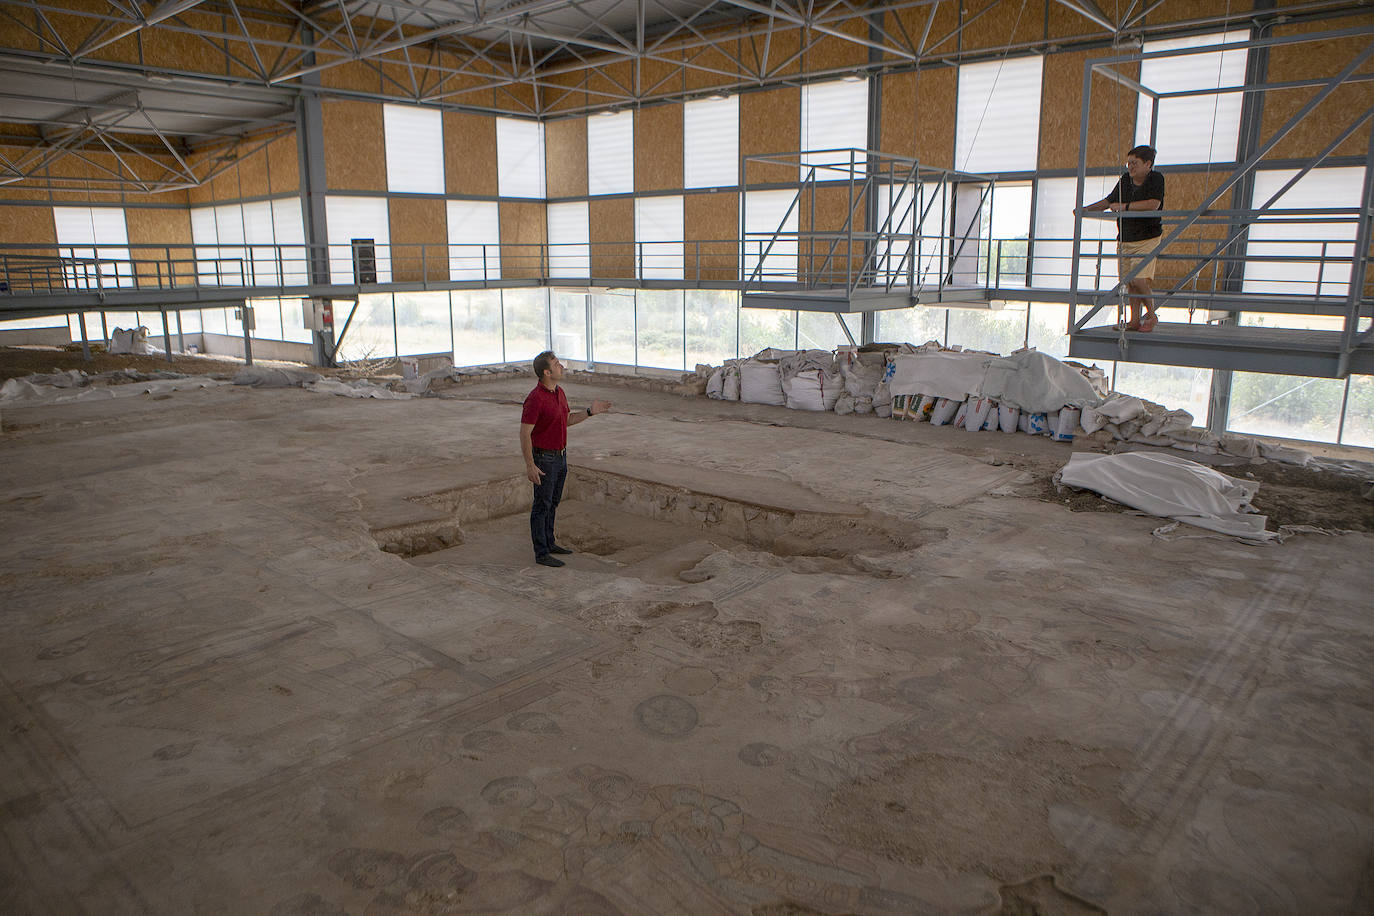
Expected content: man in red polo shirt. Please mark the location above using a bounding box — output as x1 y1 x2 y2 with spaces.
519 350 612 567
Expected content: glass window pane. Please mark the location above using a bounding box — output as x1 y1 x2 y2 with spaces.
1342 375 1374 448
501 288 548 364
202 307 228 337
1113 363 1212 424
246 299 283 341
982 183 1031 288
551 290 588 362
686 289 739 365
277 299 311 344
876 306 945 346
946 304 1027 354
395 291 451 356
1027 303 1069 358
797 311 860 351
1228 371 1344 443
592 289 636 367
451 290 504 366
175 309 202 335
135 310 167 338
336 293 395 363
956 56 1043 173
636 290 685 370
739 307 797 355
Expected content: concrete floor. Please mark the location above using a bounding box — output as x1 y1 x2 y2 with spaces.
1 375 1371 915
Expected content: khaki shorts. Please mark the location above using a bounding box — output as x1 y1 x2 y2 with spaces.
1118 236 1160 281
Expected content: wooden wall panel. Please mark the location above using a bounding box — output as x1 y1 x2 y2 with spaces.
1264 17 1374 161
683 43 744 92
1133 0 1255 27
641 54 684 99
903 1 963 59
1146 169 1232 292
499 200 546 279
685 191 739 282
125 207 193 288
958 0 1043 54
268 134 300 195
323 62 383 93
436 48 496 109
234 144 272 199
545 117 588 198
444 111 499 196
914 67 956 169
589 198 634 280
0 206 58 275
800 186 864 282
324 100 386 191
741 87 800 184
806 20 869 71
744 28 802 79
388 198 447 282
142 14 238 75
635 104 683 192
1040 50 1139 171
881 71 918 160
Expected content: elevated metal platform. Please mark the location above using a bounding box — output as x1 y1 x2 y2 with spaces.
1070 322 1374 378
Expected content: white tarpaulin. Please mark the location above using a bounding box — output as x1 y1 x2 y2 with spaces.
978 349 1099 413
888 351 992 400
1056 451 1276 541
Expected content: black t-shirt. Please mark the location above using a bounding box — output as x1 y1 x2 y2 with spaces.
1107 170 1165 242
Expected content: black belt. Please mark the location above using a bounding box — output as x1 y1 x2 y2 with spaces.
532 447 565 456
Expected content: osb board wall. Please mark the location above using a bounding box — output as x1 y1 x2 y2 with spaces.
636 105 683 192
741 87 800 185
1264 16 1374 161
0 204 57 262
915 67 956 170
499 200 546 279
1148 169 1234 291
803 19 870 71
388 198 447 282
323 100 386 191
949 0 1042 58
590 198 634 279
545 117 589 198
880 72 917 160
799 185 865 282
685 191 739 282
268 134 300 196
125 207 193 288
1040 50 1140 171
445 112 499 197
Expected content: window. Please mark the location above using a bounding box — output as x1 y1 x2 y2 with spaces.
801 78 869 177
271 199 308 285
980 183 1032 288
383 103 444 193
686 289 739 365
1136 31 1248 165
547 201 590 278
325 196 391 284
587 111 634 195
1244 167 1363 298
636 290 685 369
451 289 504 366
684 96 738 188
955 56 1044 174
1032 176 1119 291
53 207 133 289
190 199 307 286
446 200 501 281
1228 371 1343 443
635 196 684 279
742 190 798 282
496 117 545 198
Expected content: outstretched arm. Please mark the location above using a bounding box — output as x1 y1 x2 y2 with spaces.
567 399 613 427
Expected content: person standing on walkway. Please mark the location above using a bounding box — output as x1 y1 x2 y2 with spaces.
1081 144 1165 331
519 351 612 567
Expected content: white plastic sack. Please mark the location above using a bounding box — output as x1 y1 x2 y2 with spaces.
998 404 1020 433
964 396 994 432
1052 406 1080 442
722 366 741 401
706 367 725 398
1056 451 1275 541
739 360 785 406
110 326 152 355
783 368 842 411
929 397 959 426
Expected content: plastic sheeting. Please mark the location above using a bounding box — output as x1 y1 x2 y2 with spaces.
978 349 1099 413
888 350 992 400
1056 451 1276 541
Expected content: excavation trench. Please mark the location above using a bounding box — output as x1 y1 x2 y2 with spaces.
369 462 929 574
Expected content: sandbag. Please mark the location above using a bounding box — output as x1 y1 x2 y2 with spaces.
783 368 842 411
964 396 994 432
722 366 741 401
929 397 959 426
109 326 152 355
739 360 785 406
998 404 1020 433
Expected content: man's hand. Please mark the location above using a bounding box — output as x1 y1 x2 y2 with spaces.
526 463 544 484
1108 201 1126 212
591 399 612 416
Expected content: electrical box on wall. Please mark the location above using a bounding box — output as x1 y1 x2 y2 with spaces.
233 306 256 330
302 299 334 331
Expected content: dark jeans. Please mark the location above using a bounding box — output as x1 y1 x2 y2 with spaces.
530 449 567 559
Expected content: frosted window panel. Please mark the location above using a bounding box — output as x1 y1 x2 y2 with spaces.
53 206 133 289
874 183 917 285
325 196 391 284
277 298 312 344
1033 176 1119 290
246 298 284 342
955 56 1043 173
446 200 501 281
190 206 221 283
635 196 684 279
743 190 798 282
383 104 444 193
1244 167 1363 297
547 202 590 279
241 201 278 285
496 117 545 198
270 198 308 285
587 111 634 195
211 203 248 285
1136 31 1248 164
801 79 869 177
684 96 739 188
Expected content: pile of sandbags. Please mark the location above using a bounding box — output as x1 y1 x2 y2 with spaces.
834 346 891 415
780 349 841 412
705 359 742 401
739 348 791 406
109 326 152 355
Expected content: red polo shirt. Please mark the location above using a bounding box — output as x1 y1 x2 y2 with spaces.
521 383 569 450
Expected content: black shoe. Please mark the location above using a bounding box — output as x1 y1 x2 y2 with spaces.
535 555 565 568
548 544 573 555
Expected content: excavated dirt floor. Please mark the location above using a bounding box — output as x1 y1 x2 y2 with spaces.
2 356 1373 915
